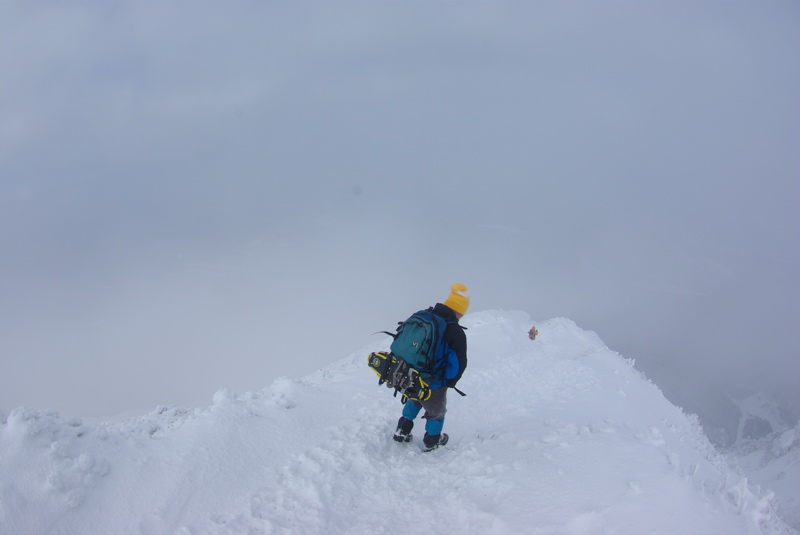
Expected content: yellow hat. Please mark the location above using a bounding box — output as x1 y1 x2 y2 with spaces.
443 283 470 315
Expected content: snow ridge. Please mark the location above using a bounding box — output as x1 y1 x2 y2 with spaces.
0 311 795 534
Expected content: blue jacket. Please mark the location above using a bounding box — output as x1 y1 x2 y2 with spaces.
428 303 468 389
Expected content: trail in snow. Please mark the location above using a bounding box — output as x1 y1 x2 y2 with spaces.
0 311 794 534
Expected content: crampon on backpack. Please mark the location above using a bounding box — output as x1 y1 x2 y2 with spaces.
368 309 462 403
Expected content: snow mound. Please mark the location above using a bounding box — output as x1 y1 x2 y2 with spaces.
729 421 800 531
1 312 794 534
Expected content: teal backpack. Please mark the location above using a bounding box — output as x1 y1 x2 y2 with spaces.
369 308 467 401
388 309 451 383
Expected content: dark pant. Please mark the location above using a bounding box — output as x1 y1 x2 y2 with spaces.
401 387 447 435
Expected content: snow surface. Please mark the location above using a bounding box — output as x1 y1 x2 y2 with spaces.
729 423 800 532
726 392 800 533
1 311 795 534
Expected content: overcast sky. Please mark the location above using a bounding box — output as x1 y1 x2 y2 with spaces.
2 2 798 430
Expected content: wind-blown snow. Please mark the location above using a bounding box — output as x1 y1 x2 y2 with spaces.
0 311 794 534
725 392 800 531
729 424 800 532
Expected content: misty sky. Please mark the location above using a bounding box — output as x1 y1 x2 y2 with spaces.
2 2 798 431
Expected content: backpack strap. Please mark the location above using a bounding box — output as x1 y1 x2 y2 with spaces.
374 321 404 339
376 331 397 339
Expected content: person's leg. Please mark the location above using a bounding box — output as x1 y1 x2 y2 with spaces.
393 400 422 442
402 400 422 421
420 388 449 450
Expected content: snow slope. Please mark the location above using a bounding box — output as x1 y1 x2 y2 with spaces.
727 414 800 532
0 311 794 534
